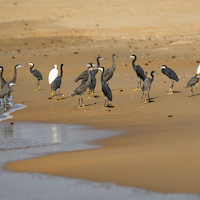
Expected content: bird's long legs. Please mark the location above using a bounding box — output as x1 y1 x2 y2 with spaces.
134 77 142 91
55 88 63 101
34 80 41 91
168 80 174 94
189 86 196 97
78 95 86 108
141 91 152 103
86 89 95 100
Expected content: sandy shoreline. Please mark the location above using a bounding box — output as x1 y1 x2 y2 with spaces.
1 0 200 195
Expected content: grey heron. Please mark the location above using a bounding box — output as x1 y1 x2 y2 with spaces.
71 63 96 108
141 71 159 103
103 54 118 83
186 74 200 97
0 82 15 110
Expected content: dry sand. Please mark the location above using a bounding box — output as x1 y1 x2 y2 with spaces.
2 0 200 194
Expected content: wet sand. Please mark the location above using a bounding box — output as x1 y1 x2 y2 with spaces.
2 0 200 194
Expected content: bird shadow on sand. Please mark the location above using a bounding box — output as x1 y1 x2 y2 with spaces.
83 102 98 107
106 105 114 108
165 90 181 94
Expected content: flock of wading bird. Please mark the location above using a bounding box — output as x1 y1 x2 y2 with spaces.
0 54 200 110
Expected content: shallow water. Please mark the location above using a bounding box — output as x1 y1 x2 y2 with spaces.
0 96 27 122
0 122 199 200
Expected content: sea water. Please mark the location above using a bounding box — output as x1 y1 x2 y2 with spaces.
0 96 27 122
0 123 199 200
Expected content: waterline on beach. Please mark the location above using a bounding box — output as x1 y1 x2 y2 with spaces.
1 122 200 200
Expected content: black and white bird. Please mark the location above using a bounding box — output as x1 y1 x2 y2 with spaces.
141 71 159 103
98 66 112 108
52 64 64 101
27 62 43 91
71 63 96 108
127 55 146 91
158 65 179 94
185 74 200 97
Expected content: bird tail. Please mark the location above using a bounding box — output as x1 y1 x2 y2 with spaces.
71 92 76 97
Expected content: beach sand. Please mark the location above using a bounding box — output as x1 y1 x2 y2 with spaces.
2 0 200 194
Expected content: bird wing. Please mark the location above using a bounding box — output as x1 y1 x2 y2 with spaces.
186 77 197 88
53 76 61 91
103 68 113 82
75 70 87 82
33 70 43 80
136 65 146 81
71 84 87 96
48 69 58 84
102 83 112 101
164 68 179 82
0 84 10 98
142 78 152 91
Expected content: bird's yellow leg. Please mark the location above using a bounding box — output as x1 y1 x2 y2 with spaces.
51 90 54 97
167 88 174 95
133 88 140 91
34 88 39 91
38 85 41 90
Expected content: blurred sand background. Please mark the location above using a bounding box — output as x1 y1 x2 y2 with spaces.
2 0 200 194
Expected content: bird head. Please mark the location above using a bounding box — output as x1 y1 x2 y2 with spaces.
113 54 119 58
15 64 26 69
98 67 104 72
157 65 167 69
9 82 16 86
126 55 136 59
97 56 106 60
26 62 34 67
151 71 159 75
54 64 58 69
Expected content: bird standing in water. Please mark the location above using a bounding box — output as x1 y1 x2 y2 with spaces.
71 63 96 108
141 71 159 103
127 55 146 91
0 82 16 110
52 64 64 101
48 64 58 96
158 65 179 94
185 74 200 97
27 62 43 91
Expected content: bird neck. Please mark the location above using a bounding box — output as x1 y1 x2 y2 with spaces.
30 66 34 72
97 58 100 67
10 66 17 83
132 59 136 67
60 65 63 77
101 70 105 83
112 56 116 70
151 73 154 82
86 69 92 86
